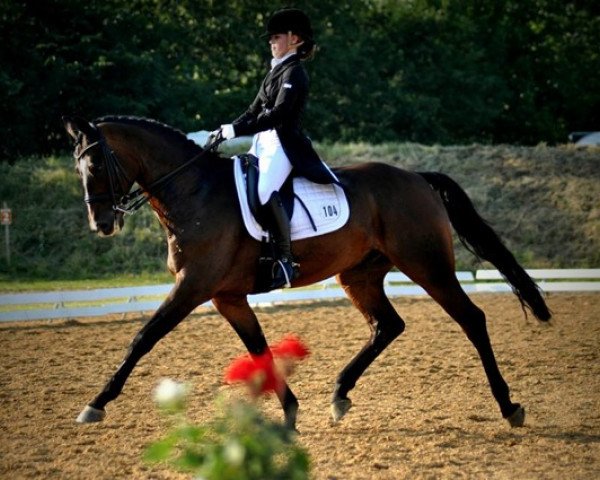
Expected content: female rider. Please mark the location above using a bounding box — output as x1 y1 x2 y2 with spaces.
217 8 338 290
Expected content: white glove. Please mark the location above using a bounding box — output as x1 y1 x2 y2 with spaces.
220 124 236 140
204 129 222 148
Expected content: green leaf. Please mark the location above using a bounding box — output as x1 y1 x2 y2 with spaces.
143 435 178 463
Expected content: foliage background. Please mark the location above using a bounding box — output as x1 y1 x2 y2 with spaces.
0 143 598 282
1 0 599 160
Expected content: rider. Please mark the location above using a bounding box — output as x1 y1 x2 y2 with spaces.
217 8 339 290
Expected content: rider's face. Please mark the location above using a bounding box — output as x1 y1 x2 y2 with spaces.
269 33 300 59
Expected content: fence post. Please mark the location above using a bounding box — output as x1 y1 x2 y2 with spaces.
1 202 11 266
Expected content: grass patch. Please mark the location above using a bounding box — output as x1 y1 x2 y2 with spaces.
0 272 174 293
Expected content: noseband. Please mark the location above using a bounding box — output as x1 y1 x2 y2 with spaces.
76 127 224 214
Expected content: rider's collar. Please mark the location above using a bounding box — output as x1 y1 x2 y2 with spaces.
270 51 296 70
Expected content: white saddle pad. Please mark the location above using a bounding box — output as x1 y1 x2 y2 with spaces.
233 156 349 241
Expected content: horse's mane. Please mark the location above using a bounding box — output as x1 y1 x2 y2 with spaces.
94 115 205 158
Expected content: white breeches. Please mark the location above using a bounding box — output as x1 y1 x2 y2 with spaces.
249 129 293 205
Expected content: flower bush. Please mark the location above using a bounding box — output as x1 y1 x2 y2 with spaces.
144 335 311 479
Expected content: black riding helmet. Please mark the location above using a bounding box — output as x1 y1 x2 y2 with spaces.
262 8 313 40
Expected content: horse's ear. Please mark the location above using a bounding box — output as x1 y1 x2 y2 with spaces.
63 116 96 140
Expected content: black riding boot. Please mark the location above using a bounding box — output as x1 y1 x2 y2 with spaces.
265 192 299 289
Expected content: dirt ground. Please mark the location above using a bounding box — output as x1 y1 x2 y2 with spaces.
1 292 598 479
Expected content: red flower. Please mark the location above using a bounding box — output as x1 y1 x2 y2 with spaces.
224 335 310 396
271 335 310 359
224 352 280 395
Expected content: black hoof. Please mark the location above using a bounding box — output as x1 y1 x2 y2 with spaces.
505 404 525 427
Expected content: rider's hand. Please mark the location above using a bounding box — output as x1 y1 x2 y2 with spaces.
220 124 236 140
204 129 223 149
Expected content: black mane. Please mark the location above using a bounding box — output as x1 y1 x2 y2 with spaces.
94 115 204 158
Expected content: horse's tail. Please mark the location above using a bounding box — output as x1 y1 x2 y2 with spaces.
418 171 551 322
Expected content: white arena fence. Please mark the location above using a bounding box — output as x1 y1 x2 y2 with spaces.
1 269 599 323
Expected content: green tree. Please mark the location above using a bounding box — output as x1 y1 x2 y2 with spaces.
1 0 599 160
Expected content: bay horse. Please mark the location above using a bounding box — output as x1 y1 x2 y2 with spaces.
63 115 550 429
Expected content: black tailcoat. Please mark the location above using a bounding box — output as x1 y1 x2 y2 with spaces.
232 54 337 185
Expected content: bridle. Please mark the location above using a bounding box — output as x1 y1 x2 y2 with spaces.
76 136 134 213
76 128 224 214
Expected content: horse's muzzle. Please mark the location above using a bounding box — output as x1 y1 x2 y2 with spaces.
92 211 124 237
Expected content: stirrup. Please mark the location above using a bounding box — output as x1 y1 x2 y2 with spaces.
270 259 299 289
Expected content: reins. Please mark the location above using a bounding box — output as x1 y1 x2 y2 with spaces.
80 128 224 214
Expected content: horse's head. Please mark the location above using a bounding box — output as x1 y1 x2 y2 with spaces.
63 116 131 236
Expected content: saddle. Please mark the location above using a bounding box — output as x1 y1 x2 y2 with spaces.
240 153 296 229
234 154 350 293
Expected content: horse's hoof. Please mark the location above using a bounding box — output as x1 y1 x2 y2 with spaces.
76 405 106 423
284 404 299 431
506 405 525 428
331 398 352 423
284 416 298 432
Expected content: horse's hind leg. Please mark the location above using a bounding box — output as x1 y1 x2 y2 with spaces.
332 259 405 422
212 294 299 430
419 273 525 427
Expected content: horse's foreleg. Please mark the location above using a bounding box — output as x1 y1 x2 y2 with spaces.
332 271 405 423
212 294 299 430
76 285 201 423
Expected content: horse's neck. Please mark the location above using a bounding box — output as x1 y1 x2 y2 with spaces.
105 125 197 186
132 138 193 187
146 156 233 235
106 126 232 224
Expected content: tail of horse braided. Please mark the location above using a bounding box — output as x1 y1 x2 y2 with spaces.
419 171 551 322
